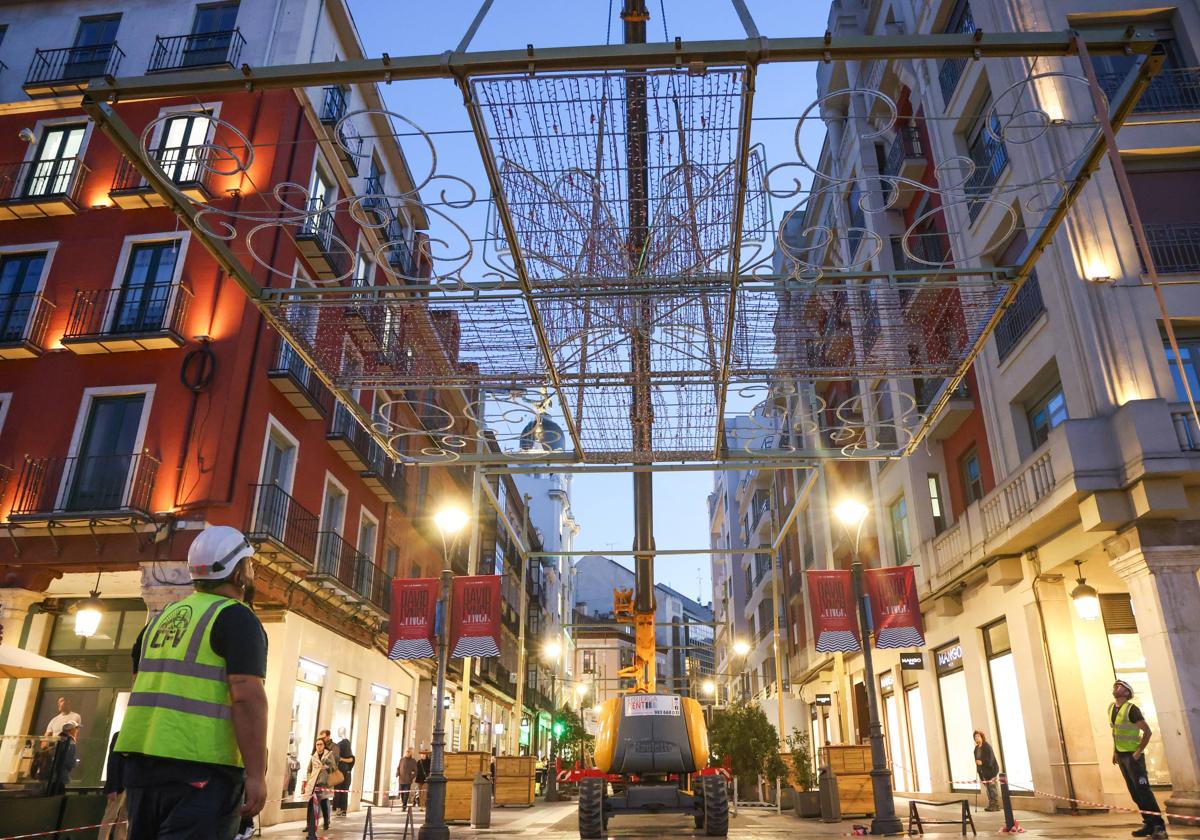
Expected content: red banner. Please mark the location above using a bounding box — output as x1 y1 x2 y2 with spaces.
806 570 861 652
387 578 440 660
865 566 925 649
450 576 501 658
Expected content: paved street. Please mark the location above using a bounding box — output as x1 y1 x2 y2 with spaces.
259 798 1200 840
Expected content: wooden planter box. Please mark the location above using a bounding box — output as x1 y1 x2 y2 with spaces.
444 752 490 822
494 756 536 806
820 745 875 817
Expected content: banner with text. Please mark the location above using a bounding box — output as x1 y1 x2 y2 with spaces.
865 566 926 649
450 575 502 658
806 570 861 652
388 578 440 660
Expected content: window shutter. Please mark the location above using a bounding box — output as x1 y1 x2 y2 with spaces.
1100 593 1138 634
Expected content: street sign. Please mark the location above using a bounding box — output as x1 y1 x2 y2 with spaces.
900 652 925 670
814 694 832 706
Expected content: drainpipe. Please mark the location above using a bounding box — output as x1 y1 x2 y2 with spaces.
1028 547 1080 815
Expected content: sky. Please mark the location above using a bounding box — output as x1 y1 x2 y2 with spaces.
345 1 834 601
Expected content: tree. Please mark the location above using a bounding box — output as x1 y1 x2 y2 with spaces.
553 705 593 763
708 701 787 794
786 727 817 791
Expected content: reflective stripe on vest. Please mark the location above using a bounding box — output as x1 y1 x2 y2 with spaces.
115 592 243 767
1110 702 1142 752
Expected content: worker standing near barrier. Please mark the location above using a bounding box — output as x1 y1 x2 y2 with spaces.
117 526 269 840
1110 680 1167 840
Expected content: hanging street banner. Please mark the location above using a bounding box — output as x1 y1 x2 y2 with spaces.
865 566 926 649
806 570 861 653
450 575 502 658
388 578 440 660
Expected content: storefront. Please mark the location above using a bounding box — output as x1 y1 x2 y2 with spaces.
935 641 978 792
286 657 327 804
903 671 932 792
880 671 910 791
361 684 389 804
1100 594 1169 785
983 620 1033 790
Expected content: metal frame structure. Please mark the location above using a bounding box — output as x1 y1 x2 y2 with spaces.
78 23 1161 471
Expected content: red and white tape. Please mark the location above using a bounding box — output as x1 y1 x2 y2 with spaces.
0 820 126 840
945 779 1198 825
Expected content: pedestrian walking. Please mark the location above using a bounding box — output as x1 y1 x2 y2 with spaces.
415 749 431 807
1110 680 1168 838
396 747 417 808
45 721 78 796
116 525 269 840
305 738 337 833
45 696 82 738
100 731 127 840
972 731 1001 812
333 727 354 815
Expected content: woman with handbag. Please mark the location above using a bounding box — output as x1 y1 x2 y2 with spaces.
305 738 338 832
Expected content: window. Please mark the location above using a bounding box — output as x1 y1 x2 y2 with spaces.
112 241 181 334
320 479 347 535
960 448 984 504
889 496 910 563
67 15 121 79
934 640 978 792
927 474 946 534
983 620 1033 792
385 545 399 578
69 394 146 511
1026 383 1066 448
358 510 378 562
1165 333 1200 402
582 650 595 674
963 96 1009 218
260 425 296 488
0 253 48 342
156 113 211 183
757 599 773 641
26 125 86 198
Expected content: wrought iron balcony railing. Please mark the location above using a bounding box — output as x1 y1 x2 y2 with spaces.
245 483 319 565
25 43 125 91
882 125 924 178
320 86 348 125
0 292 55 354
268 338 334 417
0 156 89 208
63 283 192 343
328 402 378 469
111 145 214 194
964 137 1010 222
1097 67 1200 114
315 530 389 612
147 29 246 73
386 218 417 276
1144 222 1200 274
994 273 1045 361
11 451 158 518
937 4 975 105
296 198 349 277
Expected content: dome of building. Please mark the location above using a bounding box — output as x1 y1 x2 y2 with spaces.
519 417 566 451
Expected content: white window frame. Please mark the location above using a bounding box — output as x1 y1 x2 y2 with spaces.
140 102 223 186
0 392 12 439
357 505 379 563
0 241 59 298
107 232 192 333
319 471 349 536
22 116 96 168
59 384 155 510
256 414 300 495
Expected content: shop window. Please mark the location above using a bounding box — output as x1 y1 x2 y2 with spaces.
983 620 1033 790
960 448 984 504
1026 383 1066 449
928 474 947 534
905 684 933 791
889 495 911 564
882 676 910 790
288 658 327 803
1102 594 1170 785
935 640 978 791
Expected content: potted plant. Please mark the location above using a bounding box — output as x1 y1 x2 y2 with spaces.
786 728 821 818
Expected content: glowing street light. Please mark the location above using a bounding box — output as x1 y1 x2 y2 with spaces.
575 682 589 698
731 639 751 657
833 498 870 529
433 506 469 536
543 639 562 661
1071 560 1101 621
702 679 716 697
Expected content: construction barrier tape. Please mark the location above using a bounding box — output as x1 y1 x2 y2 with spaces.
946 780 1200 825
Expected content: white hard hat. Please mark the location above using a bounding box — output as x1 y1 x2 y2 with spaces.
189 525 254 581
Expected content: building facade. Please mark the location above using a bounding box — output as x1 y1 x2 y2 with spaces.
727 0 1200 820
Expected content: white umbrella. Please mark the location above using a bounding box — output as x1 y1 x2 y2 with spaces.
0 645 99 680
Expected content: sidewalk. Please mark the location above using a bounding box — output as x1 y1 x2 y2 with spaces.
258 796 1200 840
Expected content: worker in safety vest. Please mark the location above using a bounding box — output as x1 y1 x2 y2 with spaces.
1111 679 1167 839
117 525 268 839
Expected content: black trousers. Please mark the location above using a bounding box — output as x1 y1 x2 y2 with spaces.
306 796 330 831
332 769 351 812
1117 752 1165 828
125 774 244 840
399 782 412 807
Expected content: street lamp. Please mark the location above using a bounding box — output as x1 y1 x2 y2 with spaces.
702 679 716 697
1070 560 1100 621
834 497 903 836
543 639 562 662
731 639 751 657
74 573 103 638
540 639 563 802
419 504 470 840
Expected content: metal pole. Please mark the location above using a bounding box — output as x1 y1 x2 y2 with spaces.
458 397 486 751
768 481 787 739
544 673 560 802
851 553 902 835
513 495 531 756
418 567 455 840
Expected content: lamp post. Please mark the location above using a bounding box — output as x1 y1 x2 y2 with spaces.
833 499 903 836
541 640 562 802
727 638 751 705
419 506 469 840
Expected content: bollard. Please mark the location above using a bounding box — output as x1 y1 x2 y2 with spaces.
818 766 841 824
998 773 1024 834
472 772 493 828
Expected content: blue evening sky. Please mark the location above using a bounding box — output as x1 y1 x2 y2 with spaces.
346 1 833 601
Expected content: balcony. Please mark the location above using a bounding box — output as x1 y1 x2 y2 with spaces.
386 218 417 277
964 136 1009 223
917 378 973 440
24 43 125 96
319 86 364 176
326 402 377 471
10 452 158 523
0 157 89 220
313 530 389 615
267 337 332 420
993 274 1045 361
61 283 191 353
1097 67 1200 114
1143 223 1200 274
295 200 348 281
0 293 55 359
147 29 246 73
245 483 319 569
109 146 215 208
363 454 408 508
881 125 925 209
